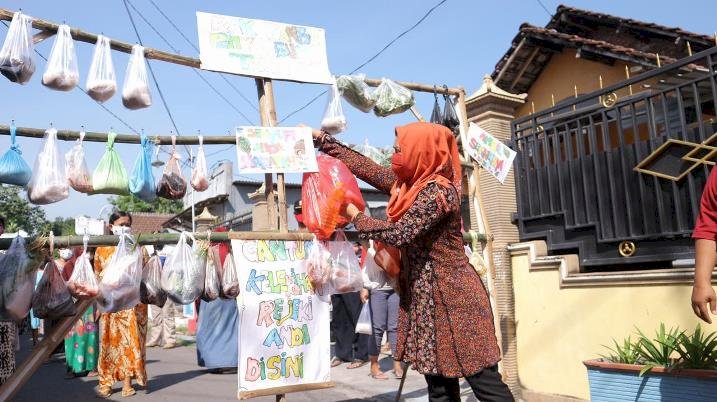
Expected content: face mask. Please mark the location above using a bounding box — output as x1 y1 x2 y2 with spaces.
391 152 412 181
111 226 131 236
59 249 73 260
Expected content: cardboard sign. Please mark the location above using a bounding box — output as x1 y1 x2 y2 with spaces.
465 123 517 183
197 12 333 84
235 126 318 173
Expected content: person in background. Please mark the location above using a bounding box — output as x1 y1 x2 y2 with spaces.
0 216 17 385
29 261 43 347
692 165 717 323
146 240 176 349
94 211 147 398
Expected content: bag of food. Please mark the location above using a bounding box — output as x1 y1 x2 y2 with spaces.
191 136 209 192
97 234 142 313
31 260 77 320
64 130 93 193
326 231 363 294
320 78 347 135
362 241 387 290
156 137 186 200
161 232 205 304
373 78 415 117
336 74 375 113
305 238 331 292
42 24 79 91
129 134 156 202
0 11 35 84
219 251 239 299
67 235 99 298
430 92 442 124
0 236 34 320
201 246 220 302
301 154 366 239
355 301 372 335
349 139 392 168
0 123 32 186
442 94 460 134
92 131 129 195
86 35 116 102
140 255 167 307
122 44 152 110
28 127 69 204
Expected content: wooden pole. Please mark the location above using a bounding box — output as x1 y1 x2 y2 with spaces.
363 77 462 96
255 79 281 233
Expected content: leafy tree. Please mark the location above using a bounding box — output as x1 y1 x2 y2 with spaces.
108 195 183 215
0 185 51 235
51 217 76 236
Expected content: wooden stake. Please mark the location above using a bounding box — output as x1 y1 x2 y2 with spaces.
687 41 693 57
531 101 535 114
625 65 633 95
573 85 578 111
551 93 555 107
255 78 281 233
656 53 662 68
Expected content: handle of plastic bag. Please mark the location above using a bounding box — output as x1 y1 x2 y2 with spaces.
79 127 85 144
198 135 203 148
107 131 117 149
49 232 55 257
171 135 177 155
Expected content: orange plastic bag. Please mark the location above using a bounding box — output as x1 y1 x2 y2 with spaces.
301 154 365 239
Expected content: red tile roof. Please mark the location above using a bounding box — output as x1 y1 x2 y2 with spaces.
130 212 175 234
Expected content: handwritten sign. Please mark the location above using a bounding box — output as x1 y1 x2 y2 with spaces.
235 127 318 174
466 123 517 183
232 240 331 396
197 12 333 84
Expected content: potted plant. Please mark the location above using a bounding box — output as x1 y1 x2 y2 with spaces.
584 323 717 401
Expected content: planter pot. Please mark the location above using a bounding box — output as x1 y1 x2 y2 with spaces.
584 359 717 402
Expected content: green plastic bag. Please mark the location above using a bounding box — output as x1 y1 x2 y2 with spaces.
92 131 129 195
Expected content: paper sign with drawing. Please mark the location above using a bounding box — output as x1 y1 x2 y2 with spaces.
235 126 318 174
465 123 517 183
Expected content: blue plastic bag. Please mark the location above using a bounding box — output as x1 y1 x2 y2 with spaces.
129 134 156 202
0 124 32 186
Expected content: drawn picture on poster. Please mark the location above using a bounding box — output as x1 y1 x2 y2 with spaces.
197 12 333 84
235 126 318 174
465 123 517 183
232 239 331 396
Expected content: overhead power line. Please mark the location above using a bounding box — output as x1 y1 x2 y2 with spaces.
535 0 554 17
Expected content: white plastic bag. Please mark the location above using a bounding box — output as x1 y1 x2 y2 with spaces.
220 251 239 299
97 234 142 313
0 11 35 84
320 78 347 135
327 231 363 294
86 35 116 102
161 232 206 304
28 127 69 204
336 74 375 113
67 236 99 298
355 302 372 335
201 246 220 302
42 24 79 91
64 130 93 193
122 44 152 110
191 136 209 192
362 241 387 290
0 236 34 320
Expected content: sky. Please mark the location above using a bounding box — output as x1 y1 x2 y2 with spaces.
0 0 714 220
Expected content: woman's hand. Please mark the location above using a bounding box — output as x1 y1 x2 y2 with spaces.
360 288 369 303
341 203 361 222
298 123 324 141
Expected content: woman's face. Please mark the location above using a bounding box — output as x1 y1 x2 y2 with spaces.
112 216 131 227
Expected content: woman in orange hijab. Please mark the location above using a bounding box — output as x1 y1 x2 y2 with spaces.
313 122 513 401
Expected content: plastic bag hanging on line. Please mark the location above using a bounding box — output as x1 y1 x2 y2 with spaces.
161 232 206 304
201 246 221 302
64 130 94 193
0 236 34 320
355 301 372 335
0 123 32 186
97 233 143 313
442 92 460 135
335 74 376 113
320 77 347 134
122 44 152 110
219 251 239 299
67 235 99 298
28 127 69 204
92 131 129 195
156 136 187 200
191 136 209 192
430 90 443 124
140 255 167 307
129 133 157 202
31 235 77 320
0 11 35 84
327 230 363 294
86 34 116 102
306 237 331 293
373 78 415 117
42 24 79 91
349 139 392 168
362 241 387 290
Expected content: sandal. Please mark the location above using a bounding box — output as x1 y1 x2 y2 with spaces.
369 371 389 380
97 386 112 398
121 386 136 397
87 371 98 377
330 357 343 367
347 359 368 369
393 369 404 379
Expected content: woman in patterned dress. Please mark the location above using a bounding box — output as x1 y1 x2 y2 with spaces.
64 305 98 378
94 211 147 397
313 123 513 402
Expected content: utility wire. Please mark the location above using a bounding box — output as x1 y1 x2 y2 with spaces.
535 0 553 17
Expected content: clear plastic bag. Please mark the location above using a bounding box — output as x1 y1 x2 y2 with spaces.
67 236 99 298
327 231 363 294
86 35 116 102
28 127 69 204
336 74 375 113
305 238 331 292
122 44 152 110
0 236 34 320
355 301 372 335
92 131 129 195
161 232 205 305
201 246 220 302
156 137 187 200
129 134 157 202
0 11 35 84
219 251 239 299
362 242 387 290
0 123 32 186
430 92 442 124
64 130 94 193
349 139 392 168
140 255 167 307
373 78 415 117
191 136 209 192
41 24 79 91
31 260 77 320
97 234 143 313
320 78 347 135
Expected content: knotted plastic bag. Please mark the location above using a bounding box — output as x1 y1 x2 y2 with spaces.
97 234 142 313
161 232 205 305
67 240 99 299
327 231 363 294
122 44 152 109
140 255 167 307
64 130 93 193
0 11 35 84
0 236 34 320
156 137 187 200
0 124 32 186
129 134 156 202
349 139 392 168
430 92 442 124
191 136 209 192
86 34 116 102
442 94 460 134
355 301 372 335
336 74 375 113
28 127 69 204
306 238 331 292
92 131 129 195
201 246 220 302
362 241 387 290
320 78 347 135
42 24 79 91
31 260 77 320
373 78 415 117
219 251 239 299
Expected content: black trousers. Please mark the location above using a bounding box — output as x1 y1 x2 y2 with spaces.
331 292 368 362
425 365 514 402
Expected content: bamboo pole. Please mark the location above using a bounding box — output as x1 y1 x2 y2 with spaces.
0 124 236 144
255 79 280 233
363 78 461 96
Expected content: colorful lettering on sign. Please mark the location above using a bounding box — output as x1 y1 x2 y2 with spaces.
241 240 308 263
244 353 304 381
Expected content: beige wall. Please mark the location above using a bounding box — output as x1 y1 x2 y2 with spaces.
511 249 717 400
